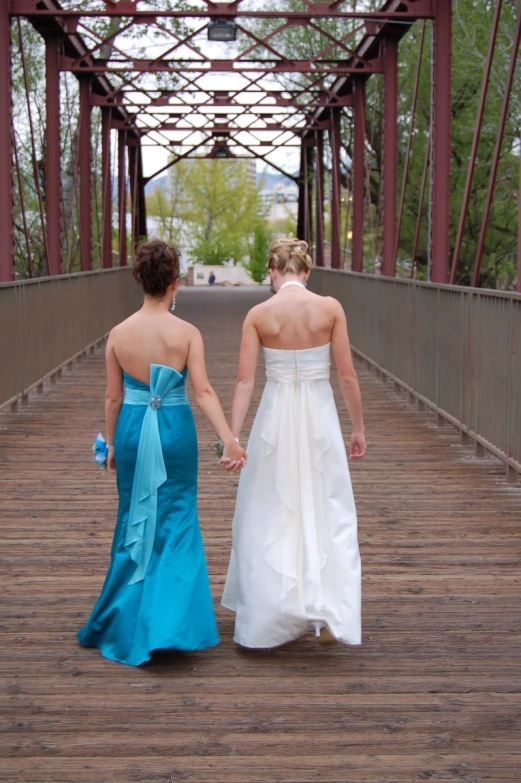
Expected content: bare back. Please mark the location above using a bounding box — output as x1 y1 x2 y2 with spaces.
233 281 365 457
253 288 337 350
110 310 195 384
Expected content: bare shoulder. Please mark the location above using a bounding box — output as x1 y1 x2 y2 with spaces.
107 324 119 341
304 292 344 316
110 310 141 333
322 295 345 318
244 301 266 324
171 314 197 332
107 316 131 343
175 317 202 343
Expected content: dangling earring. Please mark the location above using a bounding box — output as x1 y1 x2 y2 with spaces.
170 296 176 313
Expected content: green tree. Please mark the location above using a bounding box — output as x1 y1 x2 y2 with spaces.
146 178 183 248
244 221 272 283
147 157 262 265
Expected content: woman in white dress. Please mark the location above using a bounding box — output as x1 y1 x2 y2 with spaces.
221 238 366 648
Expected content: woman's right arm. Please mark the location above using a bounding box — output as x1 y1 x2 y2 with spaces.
330 300 366 460
105 331 124 473
186 327 246 468
230 310 260 440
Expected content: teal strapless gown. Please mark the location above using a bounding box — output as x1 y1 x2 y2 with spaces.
77 364 220 665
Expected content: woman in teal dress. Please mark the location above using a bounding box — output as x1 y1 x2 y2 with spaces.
78 240 246 666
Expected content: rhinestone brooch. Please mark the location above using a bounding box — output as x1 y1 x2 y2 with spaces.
148 395 162 410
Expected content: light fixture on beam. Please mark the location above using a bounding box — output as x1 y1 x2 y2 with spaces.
210 142 234 159
207 20 237 42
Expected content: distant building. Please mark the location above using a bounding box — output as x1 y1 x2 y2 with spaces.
259 189 275 217
246 159 257 185
187 264 268 286
275 184 298 203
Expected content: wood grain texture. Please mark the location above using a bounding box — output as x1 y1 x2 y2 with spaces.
1 287 520 783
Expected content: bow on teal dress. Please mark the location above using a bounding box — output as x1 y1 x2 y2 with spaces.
77 364 220 666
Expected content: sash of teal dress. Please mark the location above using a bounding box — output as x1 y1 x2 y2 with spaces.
123 364 188 585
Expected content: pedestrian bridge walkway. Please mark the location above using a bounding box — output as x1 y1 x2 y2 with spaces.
1 287 520 783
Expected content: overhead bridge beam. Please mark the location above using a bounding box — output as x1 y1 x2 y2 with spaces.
61 59 384 76
137 125 315 134
91 95 354 109
10 2 435 20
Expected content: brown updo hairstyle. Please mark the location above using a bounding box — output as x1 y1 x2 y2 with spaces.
132 239 180 297
268 237 313 275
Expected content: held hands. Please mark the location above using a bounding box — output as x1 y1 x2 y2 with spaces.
221 438 247 473
349 431 366 460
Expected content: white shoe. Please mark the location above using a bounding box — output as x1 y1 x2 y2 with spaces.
311 622 338 646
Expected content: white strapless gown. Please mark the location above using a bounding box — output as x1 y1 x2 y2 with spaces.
222 343 361 648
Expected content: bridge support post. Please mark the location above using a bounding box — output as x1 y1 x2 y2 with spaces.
306 144 313 249
314 131 325 267
118 130 127 267
381 35 398 277
329 108 342 269
79 78 92 271
45 35 62 276
128 137 147 251
352 78 366 273
298 142 313 247
297 141 306 241
430 0 452 283
101 107 112 268
128 141 137 251
137 141 147 243
0 3 14 282
518 132 521 293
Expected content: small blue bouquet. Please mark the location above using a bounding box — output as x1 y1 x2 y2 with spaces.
92 432 109 470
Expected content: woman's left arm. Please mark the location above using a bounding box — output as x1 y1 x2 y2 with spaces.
105 332 123 472
230 311 261 439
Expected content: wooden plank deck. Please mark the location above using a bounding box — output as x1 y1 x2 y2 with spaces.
1 287 520 783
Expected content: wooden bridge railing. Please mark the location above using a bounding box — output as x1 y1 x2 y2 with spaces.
3 267 520 482
309 268 521 482
0 268 141 410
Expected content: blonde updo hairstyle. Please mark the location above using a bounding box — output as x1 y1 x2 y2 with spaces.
268 237 313 276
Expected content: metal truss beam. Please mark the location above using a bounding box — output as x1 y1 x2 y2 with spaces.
329 108 342 269
1 1 14 282
61 58 383 76
381 35 398 277
352 77 366 273
142 124 306 134
10 3 435 21
91 94 354 109
430 0 451 284
315 130 325 267
45 34 62 276
118 129 127 268
101 106 112 269
79 77 92 271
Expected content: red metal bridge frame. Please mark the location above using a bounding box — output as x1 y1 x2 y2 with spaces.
1 0 453 285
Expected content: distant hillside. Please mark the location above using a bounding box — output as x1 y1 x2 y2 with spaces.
257 168 296 189
145 175 168 194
